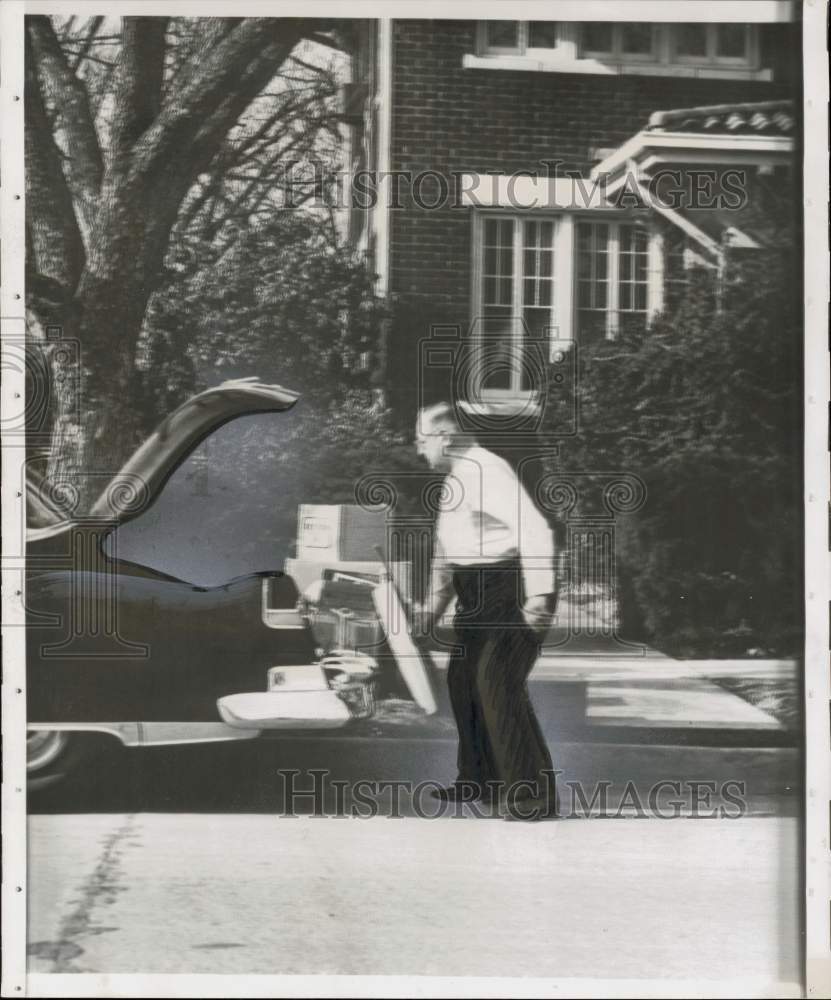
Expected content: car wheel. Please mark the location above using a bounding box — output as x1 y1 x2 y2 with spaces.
27 730 85 791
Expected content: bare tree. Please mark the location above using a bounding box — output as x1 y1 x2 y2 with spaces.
25 15 342 509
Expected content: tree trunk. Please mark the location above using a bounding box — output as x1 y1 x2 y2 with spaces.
44 280 146 518
47 170 177 512
27 17 313 511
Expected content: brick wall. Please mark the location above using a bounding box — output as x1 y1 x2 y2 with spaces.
383 19 795 410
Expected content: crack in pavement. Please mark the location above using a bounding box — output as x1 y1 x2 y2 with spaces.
28 814 138 973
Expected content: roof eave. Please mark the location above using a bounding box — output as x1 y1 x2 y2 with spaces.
593 131 795 196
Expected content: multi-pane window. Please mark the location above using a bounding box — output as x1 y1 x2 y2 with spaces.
476 215 655 397
576 223 609 343
481 217 514 363
577 221 649 343
522 220 556 338
582 23 657 60
477 21 760 71
479 217 556 392
672 23 752 65
618 226 649 314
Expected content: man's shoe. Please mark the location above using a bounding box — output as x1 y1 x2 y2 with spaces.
429 781 483 803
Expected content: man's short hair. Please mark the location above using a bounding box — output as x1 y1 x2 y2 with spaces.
418 402 459 436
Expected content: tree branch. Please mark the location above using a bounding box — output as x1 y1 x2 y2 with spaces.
28 15 102 243
127 18 308 185
110 17 169 164
24 26 85 301
69 15 104 71
164 17 241 95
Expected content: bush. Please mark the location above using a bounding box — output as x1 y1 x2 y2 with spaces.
542 245 802 657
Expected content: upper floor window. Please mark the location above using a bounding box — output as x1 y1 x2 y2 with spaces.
674 23 754 65
483 20 522 53
581 23 658 62
480 20 552 55
473 21 764 77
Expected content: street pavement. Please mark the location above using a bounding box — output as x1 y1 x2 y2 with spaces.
26 811 800 989
21 673 800 994
27 733 799 815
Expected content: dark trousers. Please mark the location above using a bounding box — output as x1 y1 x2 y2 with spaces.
448 562 554 802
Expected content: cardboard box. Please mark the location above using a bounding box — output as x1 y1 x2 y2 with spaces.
296 504 387 563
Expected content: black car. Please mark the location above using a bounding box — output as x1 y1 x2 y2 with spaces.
25 380 438 789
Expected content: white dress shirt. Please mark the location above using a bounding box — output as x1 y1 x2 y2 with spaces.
432 445 556 601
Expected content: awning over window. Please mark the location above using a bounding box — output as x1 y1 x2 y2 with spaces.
592 100 796 261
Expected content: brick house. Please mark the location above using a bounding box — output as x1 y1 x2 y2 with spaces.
342 6 800 420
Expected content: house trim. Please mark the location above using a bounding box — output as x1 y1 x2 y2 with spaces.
647 227 664 319
458 168 766 264
459 174 616 211
373 18 393 298
626 169 725 265
463 53 773 82
555 214 574 348
592 131 795 189
471 2 793 22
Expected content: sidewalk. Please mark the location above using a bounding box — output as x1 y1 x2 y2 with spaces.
430 637 795 735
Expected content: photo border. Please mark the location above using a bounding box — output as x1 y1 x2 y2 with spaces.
2 1 827 996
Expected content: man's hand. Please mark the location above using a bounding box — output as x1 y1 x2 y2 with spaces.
522 593 557 637
409 602 437 643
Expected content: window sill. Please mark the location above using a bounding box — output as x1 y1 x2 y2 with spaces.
462 53 772 81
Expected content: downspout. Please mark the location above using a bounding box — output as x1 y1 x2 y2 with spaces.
373 18 393 409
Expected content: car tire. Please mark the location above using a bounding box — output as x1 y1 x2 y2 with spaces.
26 730 90 792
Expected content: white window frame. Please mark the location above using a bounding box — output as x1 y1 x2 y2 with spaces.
470 211 663 403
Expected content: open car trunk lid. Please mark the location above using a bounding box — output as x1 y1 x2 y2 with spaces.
87 379 298 528
28 379 299 536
